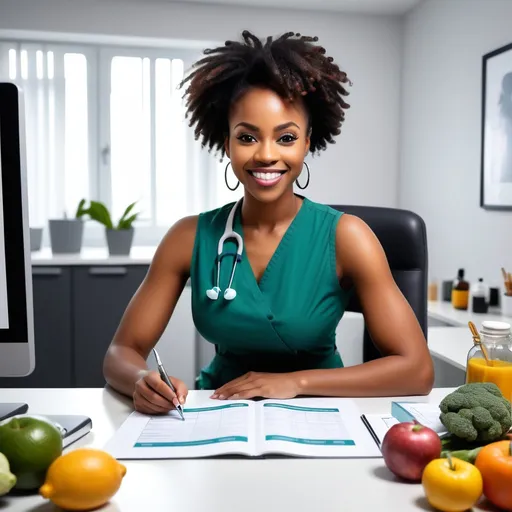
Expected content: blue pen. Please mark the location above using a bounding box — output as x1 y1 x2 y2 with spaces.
152 348 185 421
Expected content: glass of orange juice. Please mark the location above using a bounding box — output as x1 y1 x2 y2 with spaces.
466 321 512 403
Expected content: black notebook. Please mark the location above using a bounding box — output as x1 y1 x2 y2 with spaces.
43 415 93 448
0 403 28 422
0 410 92 448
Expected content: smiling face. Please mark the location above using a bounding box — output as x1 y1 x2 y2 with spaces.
225 87 311 203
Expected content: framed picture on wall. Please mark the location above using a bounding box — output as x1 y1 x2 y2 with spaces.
481 42 512 210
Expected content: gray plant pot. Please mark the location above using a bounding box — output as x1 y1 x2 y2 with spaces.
49 219 84 254
29 227 43 252
106 228 134 256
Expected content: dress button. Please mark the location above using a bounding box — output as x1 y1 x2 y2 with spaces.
267 313 274 320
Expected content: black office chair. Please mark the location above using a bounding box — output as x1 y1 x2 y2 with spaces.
329 205 428 363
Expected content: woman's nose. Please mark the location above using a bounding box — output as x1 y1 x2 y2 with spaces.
254 140 278 164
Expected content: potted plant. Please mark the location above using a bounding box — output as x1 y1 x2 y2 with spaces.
29 226 43 252
84 200 139 256
48 199 88 254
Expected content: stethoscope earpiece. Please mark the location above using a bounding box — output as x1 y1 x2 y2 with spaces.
206 199 243 302
224 288 236 300
206 287 220 300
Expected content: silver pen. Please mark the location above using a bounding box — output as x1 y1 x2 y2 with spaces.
152 348 185 421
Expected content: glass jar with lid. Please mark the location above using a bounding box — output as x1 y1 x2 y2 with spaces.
466 321 512 403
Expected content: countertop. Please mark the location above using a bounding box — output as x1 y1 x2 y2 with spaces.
427 300 511 326
30 246 157 265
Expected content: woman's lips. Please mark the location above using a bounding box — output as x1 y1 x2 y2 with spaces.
248 169 287 187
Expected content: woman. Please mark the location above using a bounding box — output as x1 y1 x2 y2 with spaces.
103 31 434 415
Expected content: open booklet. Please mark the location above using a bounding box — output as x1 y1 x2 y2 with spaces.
104 398 382 459
361 402 447 446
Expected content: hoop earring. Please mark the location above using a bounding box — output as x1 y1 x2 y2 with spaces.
224 161 240 191
295 162 310 190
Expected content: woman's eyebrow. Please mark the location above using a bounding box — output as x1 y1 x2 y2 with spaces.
234 121 301 131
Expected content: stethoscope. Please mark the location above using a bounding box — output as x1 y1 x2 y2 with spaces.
206 199 243 301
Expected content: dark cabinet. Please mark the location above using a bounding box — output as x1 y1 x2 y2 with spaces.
0 267 73 388
0 264 149 389
72 265 148 387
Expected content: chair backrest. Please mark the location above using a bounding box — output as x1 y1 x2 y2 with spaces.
329 205 428 362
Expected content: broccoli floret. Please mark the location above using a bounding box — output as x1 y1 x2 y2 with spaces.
440 411 479 441
439 383 512 443
458 408 474 421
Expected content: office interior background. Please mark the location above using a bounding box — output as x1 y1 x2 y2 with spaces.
0 0 511 391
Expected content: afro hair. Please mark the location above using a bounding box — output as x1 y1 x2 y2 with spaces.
179 30 351 158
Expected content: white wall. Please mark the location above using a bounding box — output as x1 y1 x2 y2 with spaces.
0 0 402 208
400 0 512 290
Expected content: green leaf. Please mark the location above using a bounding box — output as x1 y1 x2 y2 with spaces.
118 201 137 225
86 201 113 229
75 199 87 218
117 212 138 230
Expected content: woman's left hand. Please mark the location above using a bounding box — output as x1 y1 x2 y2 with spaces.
211 372 300 400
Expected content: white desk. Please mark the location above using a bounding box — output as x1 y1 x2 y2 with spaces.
428 300 511 327
0 387 478 512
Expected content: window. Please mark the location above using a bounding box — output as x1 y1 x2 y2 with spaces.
0 42 94 227
0 41 224 245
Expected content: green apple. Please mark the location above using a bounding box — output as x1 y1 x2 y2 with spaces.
0 416 62 490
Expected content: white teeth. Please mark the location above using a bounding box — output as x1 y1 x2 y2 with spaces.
252 172 282 180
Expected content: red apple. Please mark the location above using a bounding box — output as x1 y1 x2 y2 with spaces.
381 421 442 482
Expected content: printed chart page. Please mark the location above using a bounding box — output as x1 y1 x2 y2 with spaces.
0 157 8 329
104 402 256 459
258 398 381 458
360 414 399 446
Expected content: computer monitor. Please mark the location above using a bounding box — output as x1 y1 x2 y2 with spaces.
0 82 35 377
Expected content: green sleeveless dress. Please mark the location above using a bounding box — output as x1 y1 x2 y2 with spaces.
190 196 353 389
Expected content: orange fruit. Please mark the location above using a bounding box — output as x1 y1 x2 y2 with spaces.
39 448 126 511
475 440 512 511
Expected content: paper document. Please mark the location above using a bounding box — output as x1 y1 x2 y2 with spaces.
104 398 382 459
136 403 250 447
360 402 447 447
392 402 447 435
360 414 399 446
264 402 354 444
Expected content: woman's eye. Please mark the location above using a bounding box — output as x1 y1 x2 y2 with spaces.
236 133 297 144
279 134 298 143
237 134 256 143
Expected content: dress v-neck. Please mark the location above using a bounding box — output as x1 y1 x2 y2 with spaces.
234 196 309 290
191 196 350 389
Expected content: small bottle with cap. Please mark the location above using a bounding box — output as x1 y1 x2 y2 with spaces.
466 321 512 403
471 277 489 313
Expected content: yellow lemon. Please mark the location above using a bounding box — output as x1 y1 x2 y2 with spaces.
39 448 126 511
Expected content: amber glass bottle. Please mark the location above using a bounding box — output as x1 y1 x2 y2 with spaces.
451 268 469 310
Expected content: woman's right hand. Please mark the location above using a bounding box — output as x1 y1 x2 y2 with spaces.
133 370 188 414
